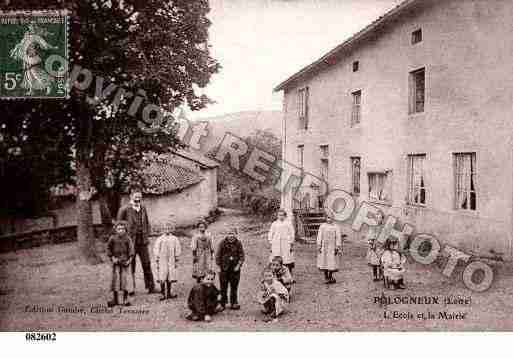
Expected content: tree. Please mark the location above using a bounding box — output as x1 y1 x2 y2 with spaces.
0 101 74 223
210 128 281 215
1 0 220 262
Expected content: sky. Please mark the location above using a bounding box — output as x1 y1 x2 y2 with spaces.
192 0 403 119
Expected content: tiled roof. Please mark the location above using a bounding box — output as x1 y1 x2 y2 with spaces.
274 0 422 91
143 160 203 195
51 151 212 197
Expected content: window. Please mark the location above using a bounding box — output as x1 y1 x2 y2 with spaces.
297 145 304 170
351 157 361 195
368 171 392 203
297 87 309 129
454 153 477 211
351 90 362 126
320 159 329 180
409 68 425 114
412 28 422 44
407 154 427 205
320 145 329 158
352 61 359 72
319 158 329 208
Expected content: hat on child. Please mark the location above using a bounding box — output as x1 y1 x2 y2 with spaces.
226 226 238 235
114 220 129 230
164 222 176 233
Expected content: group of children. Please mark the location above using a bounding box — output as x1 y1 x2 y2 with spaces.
106 208 407 320
106 219 246 321
186 225 245 321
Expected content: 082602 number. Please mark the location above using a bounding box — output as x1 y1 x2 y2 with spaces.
25 332 57 342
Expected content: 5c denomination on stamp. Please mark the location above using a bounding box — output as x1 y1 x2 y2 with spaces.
0 10 69 99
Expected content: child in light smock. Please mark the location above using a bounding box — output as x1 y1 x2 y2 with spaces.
365 211 384 282
316 215 343 284
154 223 182 300
257 267 289 322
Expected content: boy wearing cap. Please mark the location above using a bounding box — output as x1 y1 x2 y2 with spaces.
215 227 245 310
107 221 135 307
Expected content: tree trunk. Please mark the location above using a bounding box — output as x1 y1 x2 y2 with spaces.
99 194 113 226
76 159 102 264
107 188 122 222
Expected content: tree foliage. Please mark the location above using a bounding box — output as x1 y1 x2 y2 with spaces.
0 0 220 261
212 128 282 216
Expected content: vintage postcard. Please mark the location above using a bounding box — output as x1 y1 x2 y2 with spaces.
1 0 513 338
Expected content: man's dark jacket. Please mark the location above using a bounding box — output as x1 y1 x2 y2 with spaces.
117 205 151 246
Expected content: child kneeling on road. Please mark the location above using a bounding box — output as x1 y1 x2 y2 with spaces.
107 221 135 307
270 256 293 292
186 270 222 322
257 267 289 322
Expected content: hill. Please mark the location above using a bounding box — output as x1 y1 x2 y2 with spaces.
191 110 282 153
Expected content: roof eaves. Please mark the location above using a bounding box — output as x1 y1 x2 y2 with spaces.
172 149 220 169
273 0 423 92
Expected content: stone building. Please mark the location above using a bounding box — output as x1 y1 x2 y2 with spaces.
274 0 513 258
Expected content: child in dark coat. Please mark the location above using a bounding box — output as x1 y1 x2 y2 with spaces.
107 221 135 307
186 270 221 322
215 227 245 310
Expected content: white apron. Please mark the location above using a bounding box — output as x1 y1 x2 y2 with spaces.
316 223 342 271
268 219 295 264
153 234 182 282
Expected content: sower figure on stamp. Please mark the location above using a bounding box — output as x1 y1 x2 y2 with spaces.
9 23 58 96
191 220 214 283
117 189 157 295
268 209 295 275
215 227 245 310
107 221 135 307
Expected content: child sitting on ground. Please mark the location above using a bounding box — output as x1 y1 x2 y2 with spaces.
107 221 135 307
257 267 289 322
154 223 182 300
186 270 222 322
381 238 406 290
270 256 293 292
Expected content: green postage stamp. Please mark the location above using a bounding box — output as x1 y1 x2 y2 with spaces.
0 10 69 99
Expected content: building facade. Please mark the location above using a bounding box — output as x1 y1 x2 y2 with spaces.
275 0 513 259
0 149 218 235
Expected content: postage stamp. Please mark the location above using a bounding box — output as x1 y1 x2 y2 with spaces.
0 10 69 99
